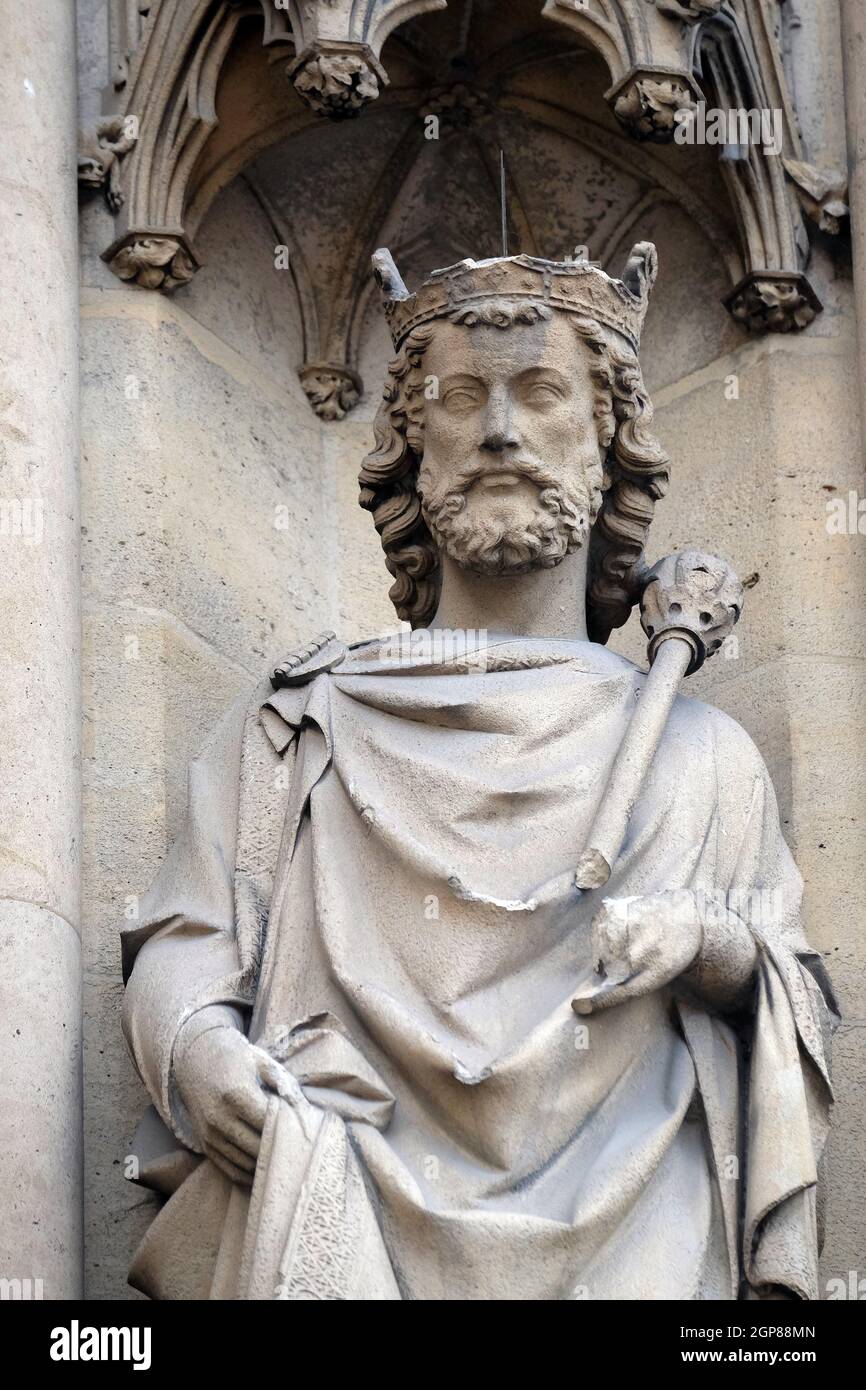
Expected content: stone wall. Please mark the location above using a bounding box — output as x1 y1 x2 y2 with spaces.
79 172 339 1295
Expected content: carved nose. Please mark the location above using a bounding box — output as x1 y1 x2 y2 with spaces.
481 394 519 452
482 427 519 453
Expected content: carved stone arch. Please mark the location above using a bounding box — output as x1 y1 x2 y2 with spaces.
695 4 819 330
423 15 747 290
540 0 714 138
540 0 845 331
87 0 848 428
183 48 440 253
241 171 321 359
96 0 446 290
302 119 434 418
100 2 294 289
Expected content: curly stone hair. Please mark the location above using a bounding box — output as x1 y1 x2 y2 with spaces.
358 305 669 643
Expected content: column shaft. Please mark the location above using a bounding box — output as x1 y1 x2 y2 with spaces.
0 2 83 1298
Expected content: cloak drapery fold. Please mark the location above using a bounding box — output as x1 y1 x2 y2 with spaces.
122 637 834 1300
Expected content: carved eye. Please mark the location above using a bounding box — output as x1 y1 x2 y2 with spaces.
523 382 562 406
442 388 481 412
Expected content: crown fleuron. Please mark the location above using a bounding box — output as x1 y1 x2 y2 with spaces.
371 243 658 353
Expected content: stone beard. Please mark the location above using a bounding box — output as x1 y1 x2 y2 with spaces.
120 249 834 1303
420 453 595 577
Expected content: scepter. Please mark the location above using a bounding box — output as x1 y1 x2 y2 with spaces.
526 550 744 911
573 549 744 890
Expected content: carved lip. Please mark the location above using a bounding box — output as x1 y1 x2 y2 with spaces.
469 471 535 493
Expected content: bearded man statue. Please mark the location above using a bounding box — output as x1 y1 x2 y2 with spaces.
120 243 835 1301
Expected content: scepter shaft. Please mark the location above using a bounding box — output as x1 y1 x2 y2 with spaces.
573 549 743 892
573 636 691 890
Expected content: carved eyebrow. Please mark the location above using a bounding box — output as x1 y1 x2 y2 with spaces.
439 374 485 389
513 366 570 387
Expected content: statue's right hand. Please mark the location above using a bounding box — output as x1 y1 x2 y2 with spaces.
173 1027 286 1187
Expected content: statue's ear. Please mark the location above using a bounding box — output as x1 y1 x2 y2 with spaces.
620 242 659 304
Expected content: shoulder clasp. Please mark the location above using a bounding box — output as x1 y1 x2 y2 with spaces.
270 630 348 689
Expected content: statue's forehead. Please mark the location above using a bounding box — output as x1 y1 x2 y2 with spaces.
423 311 587 379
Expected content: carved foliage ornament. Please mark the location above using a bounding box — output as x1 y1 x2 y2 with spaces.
424 83 493 131
109 235 198 292
285 1 447 118
290 51 381 119
543 0 706 138
725 272 822 334
613 78 696 143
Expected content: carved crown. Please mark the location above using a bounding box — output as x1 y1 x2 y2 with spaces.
371 243 659 353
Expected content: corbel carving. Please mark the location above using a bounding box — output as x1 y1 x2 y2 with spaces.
725 271 821 334
286 1 447 119
783 158 849 236
78 115 138 211
239 109 427 423
541 0 708 141
542 0 836 334
298 363 362 421
611 77 697 142
109 234 198 291
697 4 823 333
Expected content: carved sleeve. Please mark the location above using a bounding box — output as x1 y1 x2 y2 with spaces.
121 684 270 1146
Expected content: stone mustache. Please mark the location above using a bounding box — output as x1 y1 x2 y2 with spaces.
121 243 835 1301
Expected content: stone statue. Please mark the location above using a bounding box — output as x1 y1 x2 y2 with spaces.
121 243 835 1300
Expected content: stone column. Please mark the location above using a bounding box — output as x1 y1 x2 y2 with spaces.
0 3 82 1297
841 0 866 440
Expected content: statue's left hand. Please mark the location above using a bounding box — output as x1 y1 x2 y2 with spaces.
571 889 702 1015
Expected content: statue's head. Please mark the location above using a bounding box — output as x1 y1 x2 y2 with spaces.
360 245 669 643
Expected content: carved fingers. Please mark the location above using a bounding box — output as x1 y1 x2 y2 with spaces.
571 889 702 1015
174 1029 289 1187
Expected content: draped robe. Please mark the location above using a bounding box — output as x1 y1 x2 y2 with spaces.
121 636 835 1301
